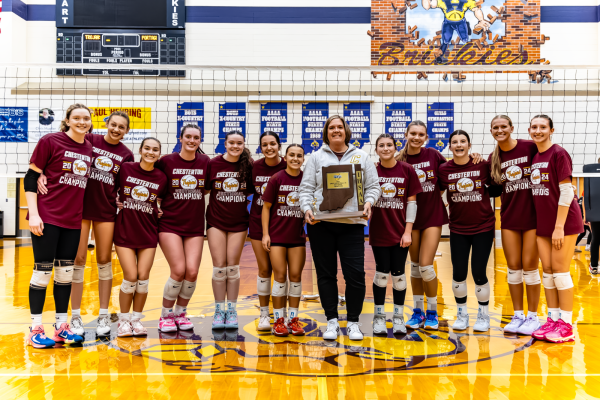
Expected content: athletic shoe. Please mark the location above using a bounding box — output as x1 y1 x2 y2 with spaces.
159 314 177 333
590 265 599 275
212 310 226 329
532 318 558 340
406 308 425 329
586 244 591 251
272 317 289 337
452 312 470 331
372 315 387 335
545 319 575 343
347 322 364 341
225 310 238 329
517 315 541 336
473 311 490 332
424 310 439 330
70 315 85 336
257 313 271 331
393 315 407 334
323 319 340 340
174 312 194 331
53 323 84 344
96 315 111 337
503 314 526 333
27 325 55 348
117 318 133 337
131 318 148 336
88 239 95 248
287 317 305 336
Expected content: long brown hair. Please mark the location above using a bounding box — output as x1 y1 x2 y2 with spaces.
59 103 93 133
490 115 513 184
225 131 253 187
396 120 427 162
322 115 352 146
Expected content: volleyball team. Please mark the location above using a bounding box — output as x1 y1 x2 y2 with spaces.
24 103 582 348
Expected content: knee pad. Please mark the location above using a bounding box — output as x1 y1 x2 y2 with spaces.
72 265 85 284
53 260 74 285
475 282 490 303
507 269 523 285
227 265 240 281
257 276 271 296
542 272 556 289
553 272 574 291
271 280 287 297
120 279 137 294
289 281 302 298
373 271 388 288
212 267 227 281
136 279 149 294
523 269 541 285
410 262 421 278
392 274 407 291
163 277 183 301
30 263 53 290
419 265 436 282
179 280 197 300
97 262 113 281
452 280 468 298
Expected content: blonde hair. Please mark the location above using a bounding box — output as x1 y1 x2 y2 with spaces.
490 115 513 184
59 103 93 133
395 120 427 162
322 115 352 146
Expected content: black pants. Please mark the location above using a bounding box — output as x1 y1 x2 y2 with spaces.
576 224 593 246
450 229 494 305
30 223 81 315
591 222 600 268
372 245 409 306
307 222 365 322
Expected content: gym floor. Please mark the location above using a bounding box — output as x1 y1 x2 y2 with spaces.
0 238 598 399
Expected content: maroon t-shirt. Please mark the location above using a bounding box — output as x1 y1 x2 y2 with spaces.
531 144 584 237
262 170 305 244
370 161 423 247
157 152 211 237
487 139 537 231
248 158 287 240
438 159 496 235
29 132 93 229
206 155 252 232
114 162 168 249
405 147 449 230
82 133 134 222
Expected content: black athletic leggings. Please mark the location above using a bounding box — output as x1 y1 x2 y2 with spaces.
449 229 494 305
590 222 600 268
577 224 592 246
29 223 81 315
372 245 409 306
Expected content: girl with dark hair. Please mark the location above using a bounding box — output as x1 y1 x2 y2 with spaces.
206 131 253 330
487 115 541 335
114 137 168 337
25 103 93 348
370 134 422 335
157 124 211 333
249 132 286 331
261 144 305 337
528 115 583 343
438 130 496 332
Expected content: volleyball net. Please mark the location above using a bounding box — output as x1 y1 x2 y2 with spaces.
0 63 598 177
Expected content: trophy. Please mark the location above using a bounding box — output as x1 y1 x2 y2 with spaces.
312 164 366 221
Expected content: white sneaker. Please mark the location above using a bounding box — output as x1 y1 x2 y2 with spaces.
393 315 407 334
452 313 469 331
257 314 271 331
96 315 111 336
70 315 85 336
473 311 490 332
586 244 591 251
323 319 340 340
372 315 387 335
516 315 541 335
347 322 364 341
503 314 525 333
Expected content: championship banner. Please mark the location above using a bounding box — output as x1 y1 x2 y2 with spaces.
90 107 152 143
385 103 412 151
426 102 454 152
0 107 28 142
343 103 370 149
301 103 328 155
217 102 246 154
259 103 288 154
173 102 204 153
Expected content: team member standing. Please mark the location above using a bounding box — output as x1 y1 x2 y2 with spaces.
528 115 583 343
438 130 496 332
157 125 210 333
114 138 168 337
25 103 93 348
206 131 253 330
261 144 306 337
370 134 422 335
249 132 286 331
488 115 542 335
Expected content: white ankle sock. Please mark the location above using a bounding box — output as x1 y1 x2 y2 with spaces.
427 296 437 311
162 307 173 317
374 304 385 316
414 295 424 310
227 301 237 312
479 305 489 316
260 306 269 315
548 308 560 322
56 313 68 325
394 304 403 316
71 309 81 317
289 308 299 319
31 314 42 326
527 311 538 321
132 311 143 320
457 304 468 315
274 308 284 320
215 302 225 312
560 310 573 325
514 310 524 317
99 308 108 316
174 304 186 315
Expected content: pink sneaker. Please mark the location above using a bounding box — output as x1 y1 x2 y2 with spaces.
532 318 558 340
117 318 133 337
159 314 177 333
174 313 194 331
27 325 56 348
545 319 575 343
53 323 84 344
131 317 148 336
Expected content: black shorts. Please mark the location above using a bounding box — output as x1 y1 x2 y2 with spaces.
271 242 306 249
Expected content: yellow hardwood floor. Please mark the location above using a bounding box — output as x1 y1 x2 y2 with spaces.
0 238 598 399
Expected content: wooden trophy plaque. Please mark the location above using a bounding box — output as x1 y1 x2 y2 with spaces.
313 164 365 221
